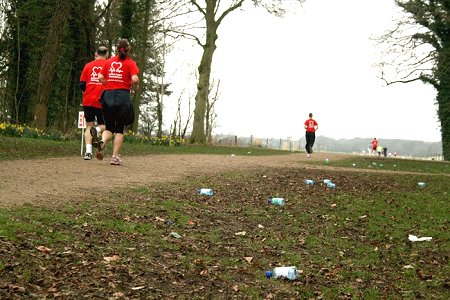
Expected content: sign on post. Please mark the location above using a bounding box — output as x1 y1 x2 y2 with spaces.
78 111 86 129
78 111 86 156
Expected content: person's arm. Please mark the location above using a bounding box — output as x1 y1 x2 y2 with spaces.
79 81 86 92
131 74 139 92
98 73 106 85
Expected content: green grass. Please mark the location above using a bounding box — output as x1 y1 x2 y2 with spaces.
0 164 448 298
0 136 289 160
308 155 450 174
0 136 449 298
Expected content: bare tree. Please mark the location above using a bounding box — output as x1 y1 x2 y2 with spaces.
206 78 220 144
169 0 304 144
171 89 194 141
376 0 450 160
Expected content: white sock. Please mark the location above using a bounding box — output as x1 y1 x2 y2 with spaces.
86 144 92 153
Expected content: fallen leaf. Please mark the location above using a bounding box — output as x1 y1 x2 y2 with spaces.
258 224 264 229
9 285 26 292
403 264 414 269
131 286 145 290
232 285 239 291
235 231 246 236
155 216 165 222
416 269 432 280
113 291 124 297
36 246 51 253
103 255 120 263
200 269 208 276
244 257 253 263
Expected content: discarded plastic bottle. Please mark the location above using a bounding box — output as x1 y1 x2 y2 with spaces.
323 179 332 184
268 197 285 206
304 179 315 185
417 182 426 188
265 266 298 280
197 188 214 196
326 182 336 189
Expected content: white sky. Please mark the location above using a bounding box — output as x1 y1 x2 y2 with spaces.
164 0 442 142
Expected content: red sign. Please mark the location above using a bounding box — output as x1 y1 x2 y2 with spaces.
78 111 86 129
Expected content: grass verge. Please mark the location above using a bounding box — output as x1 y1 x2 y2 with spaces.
306 155 450 174
0 166 448 298
0 136 289 161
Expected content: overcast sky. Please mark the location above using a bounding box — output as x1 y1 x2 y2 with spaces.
164 0 441 143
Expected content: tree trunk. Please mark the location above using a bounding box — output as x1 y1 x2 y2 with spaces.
33 0 71 130
132 0 152 133
189 0 244 144
190 19 218 144
437 60 450 160
156 92 163 137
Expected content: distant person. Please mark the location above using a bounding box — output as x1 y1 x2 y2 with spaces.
371 138 378 155
96 38 139 165
80 46 108 160
376 144 383 156
304 113 318 158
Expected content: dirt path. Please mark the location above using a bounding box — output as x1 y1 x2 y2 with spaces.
1 152 353 207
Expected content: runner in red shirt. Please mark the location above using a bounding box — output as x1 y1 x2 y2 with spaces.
80 46 108 160
96 39 139 165
371 138 378 155
304 113 318 157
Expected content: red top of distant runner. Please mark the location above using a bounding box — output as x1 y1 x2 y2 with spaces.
100 55 139 90
80 59 107 108
371 139 378 149
305 118 318 133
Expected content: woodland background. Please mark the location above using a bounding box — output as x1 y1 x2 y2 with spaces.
0 0 449 159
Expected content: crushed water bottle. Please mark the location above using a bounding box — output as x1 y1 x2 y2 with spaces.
197 188 214 196
326 182 336 189
265 266 298 280
417 182 426 188
323 179 332 184
268 197 285 206
304 179 315 185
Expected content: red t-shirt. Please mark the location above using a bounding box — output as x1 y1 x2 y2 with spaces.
80 59 107 108
305 118 318 133
371 140 378 149
101 55 139 90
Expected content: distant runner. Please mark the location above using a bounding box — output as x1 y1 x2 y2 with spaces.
304 113 319 158
80 46 108 160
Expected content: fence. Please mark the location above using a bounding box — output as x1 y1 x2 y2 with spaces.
210 134 444 160
212 135 305 152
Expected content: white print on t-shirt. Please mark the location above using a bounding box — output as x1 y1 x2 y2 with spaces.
89 66 102 83
109 62 124 80
307 121 316 128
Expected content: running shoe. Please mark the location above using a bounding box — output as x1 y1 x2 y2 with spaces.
110 156 122 165
84 152 92 160
96 140 105 161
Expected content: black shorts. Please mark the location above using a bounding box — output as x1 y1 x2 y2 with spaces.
101 89 134 134
83 106 105 125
